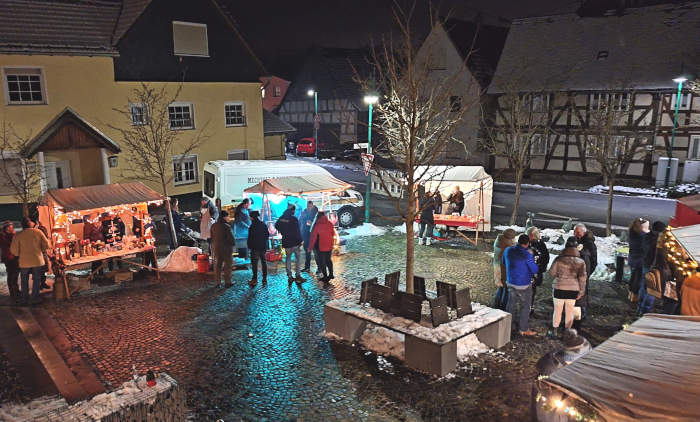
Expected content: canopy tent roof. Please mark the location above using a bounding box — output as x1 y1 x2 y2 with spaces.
40 182 165 212
244 175 352 196
415 166 492 184
678 194 700 212
543 314 700 422
671 223 700 263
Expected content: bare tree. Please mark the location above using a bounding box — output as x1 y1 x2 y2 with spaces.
0 121 42 217
580 93 645 235
355 5 477 293
108 83 210 247
480 74 554 225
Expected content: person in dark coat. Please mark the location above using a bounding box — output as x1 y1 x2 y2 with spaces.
638 221 665 314
275 204 304 283
247 211 268 286
493 228 517 310
447 185 465 214
0 221 20 303
298 201 318 272
627 218 649 301
418 191 435 246
527 226 550 315
433 189 443 214
573 223 597 328
210 211 234 288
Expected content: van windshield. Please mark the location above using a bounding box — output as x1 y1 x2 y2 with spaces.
203 170 215 198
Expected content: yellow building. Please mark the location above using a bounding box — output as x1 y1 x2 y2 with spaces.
0 0 271 214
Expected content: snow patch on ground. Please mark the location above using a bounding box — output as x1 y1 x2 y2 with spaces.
341 223 387 239
359 325 405 361
588 183 700 199
0 375 174 422
456 334 490 360
493 225 623 282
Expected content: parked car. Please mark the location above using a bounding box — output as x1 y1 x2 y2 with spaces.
296 137 331 156
340 148 362 161
285 138 297 153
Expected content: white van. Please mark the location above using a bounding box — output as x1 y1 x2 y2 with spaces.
202 160 363 227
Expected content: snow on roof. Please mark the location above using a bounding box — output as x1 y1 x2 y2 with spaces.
488 3 700 93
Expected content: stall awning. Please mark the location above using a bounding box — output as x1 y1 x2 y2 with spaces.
40 182 165 212
244 175 352 196
671 224 700 263
543 314 700 422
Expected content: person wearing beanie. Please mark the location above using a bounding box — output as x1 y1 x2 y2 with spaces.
247 210 268 286
210 210 234 288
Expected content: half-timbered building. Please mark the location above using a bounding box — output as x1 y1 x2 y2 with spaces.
487 2 700 182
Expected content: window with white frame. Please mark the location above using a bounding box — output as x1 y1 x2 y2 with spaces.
274 86 281 97
227 149 248 160
590 93 631 111
530 94 549 112
530 134 547 155
168 102 194 129
689 135 700 159
172 155 198 185
225 102 246 126
609 136 628 158
674 93 692 111
172 21 209 57
129 103 148 125
3 67 46 105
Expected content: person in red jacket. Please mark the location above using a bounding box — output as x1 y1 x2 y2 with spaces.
0 221 20 302
309 212 335 283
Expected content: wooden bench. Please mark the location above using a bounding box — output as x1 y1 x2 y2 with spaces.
324 294 511 376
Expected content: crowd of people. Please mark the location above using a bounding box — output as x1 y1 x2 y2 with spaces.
417 185 466 245
494 223 597 338
205 199 337 288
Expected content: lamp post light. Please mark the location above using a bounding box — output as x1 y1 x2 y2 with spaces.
665 76 688 187
363 92 379 224
307 89 319 160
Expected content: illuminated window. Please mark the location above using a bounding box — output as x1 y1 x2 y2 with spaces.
274 86 281 97
172 21 208 57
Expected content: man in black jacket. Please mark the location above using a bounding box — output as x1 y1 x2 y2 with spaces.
275 204 304 283
573 223 597 328
247 211 268 287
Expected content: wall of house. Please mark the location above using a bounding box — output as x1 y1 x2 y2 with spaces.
260 76 290 111
44 148 104 187
0 54 264 204
490 89 700 181
413 24 485 167
263 134 286 159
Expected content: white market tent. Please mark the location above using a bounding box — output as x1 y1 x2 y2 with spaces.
416 166 493 231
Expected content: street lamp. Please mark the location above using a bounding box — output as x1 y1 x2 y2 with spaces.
665 75 688 186
307 89 319 159
363 91 379 224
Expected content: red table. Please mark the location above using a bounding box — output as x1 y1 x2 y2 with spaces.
417 214 487 246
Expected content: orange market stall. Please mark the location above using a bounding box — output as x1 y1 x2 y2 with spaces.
38 182 165 299
243 174 353 258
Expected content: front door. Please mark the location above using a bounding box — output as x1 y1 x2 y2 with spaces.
45 160 72 190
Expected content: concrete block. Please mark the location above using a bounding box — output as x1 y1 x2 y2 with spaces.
323 305 367 341
474 313 511 349
405 335 457 377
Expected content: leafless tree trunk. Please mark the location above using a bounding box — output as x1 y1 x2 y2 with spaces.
511 167 525 225
354 4 476 293
108 83 210 248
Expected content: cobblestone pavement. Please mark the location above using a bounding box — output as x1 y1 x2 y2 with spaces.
39 231 638 421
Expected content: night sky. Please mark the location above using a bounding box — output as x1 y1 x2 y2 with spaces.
226 0 582 77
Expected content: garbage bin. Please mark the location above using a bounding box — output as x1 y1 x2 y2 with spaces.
615 246 629 284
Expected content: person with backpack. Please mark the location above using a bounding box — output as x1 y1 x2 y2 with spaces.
275 204 304 283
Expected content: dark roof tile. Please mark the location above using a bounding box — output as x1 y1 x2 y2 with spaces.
263 109 296 135
0 0 121 55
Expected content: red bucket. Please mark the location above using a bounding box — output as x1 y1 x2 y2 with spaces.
196 254 209 273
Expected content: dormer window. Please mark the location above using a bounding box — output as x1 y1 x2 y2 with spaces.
597 50 609 60
173 21 209 57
